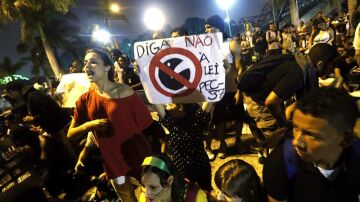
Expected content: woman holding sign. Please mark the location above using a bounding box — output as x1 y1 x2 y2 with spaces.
153 102 214 192
67 49 153 202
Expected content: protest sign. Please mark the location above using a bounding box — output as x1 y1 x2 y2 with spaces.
134 33 225 104
55 73 90 108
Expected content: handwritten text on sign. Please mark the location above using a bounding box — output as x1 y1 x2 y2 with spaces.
134 33 225 104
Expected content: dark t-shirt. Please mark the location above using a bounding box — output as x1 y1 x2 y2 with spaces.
249 61 304 105
122 69 141 86
335 57 356 81
263 139 360 202
253 31 268 51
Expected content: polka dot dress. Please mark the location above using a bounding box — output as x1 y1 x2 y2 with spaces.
161 110 212 191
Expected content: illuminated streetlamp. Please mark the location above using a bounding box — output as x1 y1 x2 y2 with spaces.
92 29 111 44
144 7 166 31
109 2 120 13
216 0 235 37
105 2 121 48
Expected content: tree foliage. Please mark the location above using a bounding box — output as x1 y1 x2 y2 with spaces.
0 57 26 76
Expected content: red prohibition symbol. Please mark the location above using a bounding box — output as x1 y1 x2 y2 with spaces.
149 47 202 97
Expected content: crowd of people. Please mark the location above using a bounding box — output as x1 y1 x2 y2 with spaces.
0 7 360 202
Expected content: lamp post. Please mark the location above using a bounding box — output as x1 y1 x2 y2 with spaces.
143 7 166 32
216 0 235 37
105 2 121 49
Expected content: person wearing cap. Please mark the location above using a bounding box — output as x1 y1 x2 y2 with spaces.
140 154 208 202
204 15 246 159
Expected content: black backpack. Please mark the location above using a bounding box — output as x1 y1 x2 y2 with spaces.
237 54 295 94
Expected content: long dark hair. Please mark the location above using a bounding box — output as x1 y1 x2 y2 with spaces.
215 159 267 202
85 48 115 82
142 154 184 202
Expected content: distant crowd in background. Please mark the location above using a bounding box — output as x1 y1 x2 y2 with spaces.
0 5 360 202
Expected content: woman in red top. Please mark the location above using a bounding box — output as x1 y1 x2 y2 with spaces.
67 49 153 202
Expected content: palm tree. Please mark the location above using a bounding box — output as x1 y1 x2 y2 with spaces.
0 57 26 77
16 12 91 76
17 36 49 76
0 0 75 78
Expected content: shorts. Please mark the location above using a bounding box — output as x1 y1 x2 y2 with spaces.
212 92 245 124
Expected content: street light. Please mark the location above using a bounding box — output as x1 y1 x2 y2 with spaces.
144 7 165 31
216 0 235 10
109 2 120 13
92 29 111 44
106 2 121 48
216 0 235 37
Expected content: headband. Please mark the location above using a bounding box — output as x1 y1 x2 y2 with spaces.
142 156 171 174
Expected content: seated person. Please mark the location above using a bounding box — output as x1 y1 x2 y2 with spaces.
263 87 360 202
215 159 267 202
139 154 208 202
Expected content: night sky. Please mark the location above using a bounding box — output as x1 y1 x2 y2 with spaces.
0 0 267 76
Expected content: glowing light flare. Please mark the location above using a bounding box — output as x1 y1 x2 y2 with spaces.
110 3 120 13
216 0 236 10
92 29 111 44
144 7 165 31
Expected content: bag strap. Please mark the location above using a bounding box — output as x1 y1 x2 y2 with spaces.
283 138 299 180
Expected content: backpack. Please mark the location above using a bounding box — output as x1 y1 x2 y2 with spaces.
237 54 294 94
283 137 360 181
184 183 200 202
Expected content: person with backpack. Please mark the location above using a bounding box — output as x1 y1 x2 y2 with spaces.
237 43 339 143
263 87 360 202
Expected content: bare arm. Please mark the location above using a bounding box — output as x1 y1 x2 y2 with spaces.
152 104 166 119
201 102 214 113
229 39 243 74
67 118 109 139
130 82 143 90
268 195 287 202
355 49 360 67
265 91 290 127
308 29 316 48
75 144 90 172
334 67 342 78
